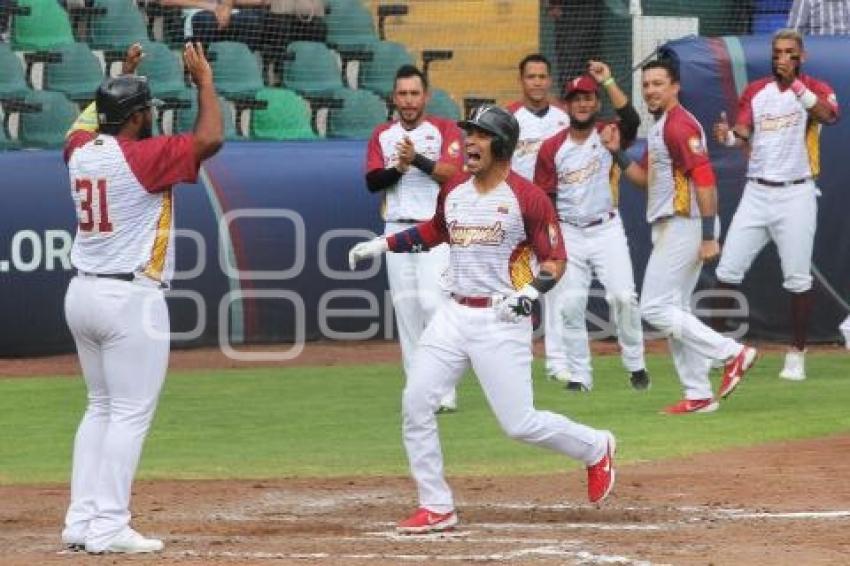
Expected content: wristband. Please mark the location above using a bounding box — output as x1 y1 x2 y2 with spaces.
701 216 716 241
724 130 736 147
791 79 818 109
529 269 557 295
602 77 615 87
613 149 633 170
411 153 436 175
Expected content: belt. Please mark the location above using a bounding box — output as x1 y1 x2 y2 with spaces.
451 293 496 308
77 270 134 282
389 218 425 224
564 211 616 229
748 177 810 188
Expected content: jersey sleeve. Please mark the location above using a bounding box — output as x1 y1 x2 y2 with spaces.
533 133 561 195
436 119 464 168
365 127 386 172
664 114 711 174
804 76 840 118
515 176 566 262
63 130 96 164
736 81 762 129
119 134 201 192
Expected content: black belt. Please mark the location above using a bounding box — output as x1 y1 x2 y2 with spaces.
563 211 616 229
77 271 134 282
749 177 810 188
389 218 426 224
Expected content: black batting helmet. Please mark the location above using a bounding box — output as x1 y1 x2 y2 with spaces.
458 105 520 160
95 75 155 127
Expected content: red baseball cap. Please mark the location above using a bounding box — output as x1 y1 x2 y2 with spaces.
564 75 599 99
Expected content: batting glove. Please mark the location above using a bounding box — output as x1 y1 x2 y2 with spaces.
348 237 389 270
495 285 540 324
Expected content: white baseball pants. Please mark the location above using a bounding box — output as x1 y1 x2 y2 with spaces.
641 217 742 400
545 215 645 387
62 275 169 552
384 222 453 403
403 300 609 512
716 180 817 293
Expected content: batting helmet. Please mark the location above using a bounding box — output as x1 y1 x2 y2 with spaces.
458 105 520 160
95 75 155 127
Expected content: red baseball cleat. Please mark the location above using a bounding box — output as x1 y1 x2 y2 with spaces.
718 346 758 399
396 508 458 534
662 398 719 414
587 431 616 504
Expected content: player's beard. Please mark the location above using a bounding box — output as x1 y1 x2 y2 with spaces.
570 112 598 131
139 119 153 140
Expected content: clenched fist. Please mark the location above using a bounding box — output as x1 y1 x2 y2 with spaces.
348 237 389 270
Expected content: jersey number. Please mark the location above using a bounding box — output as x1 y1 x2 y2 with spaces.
75 178 113 233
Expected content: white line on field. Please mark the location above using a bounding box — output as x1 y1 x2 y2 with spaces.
717 510 850 520
178 546 654 563
370 521 664 531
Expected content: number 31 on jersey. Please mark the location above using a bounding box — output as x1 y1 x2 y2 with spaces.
75 178 113 233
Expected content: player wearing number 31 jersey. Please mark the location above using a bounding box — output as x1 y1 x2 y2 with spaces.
61 43 222 555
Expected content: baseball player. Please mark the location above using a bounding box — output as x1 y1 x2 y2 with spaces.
712 29 839 381
61 43 222 553
602 59 757 414
365 64 464 412
534 62 649 392
506 53 570 382
350 106 616 533
841 315 850 349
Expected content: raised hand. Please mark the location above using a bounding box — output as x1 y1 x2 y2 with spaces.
183 42 213 88
122 42 144 75
587 60 612 84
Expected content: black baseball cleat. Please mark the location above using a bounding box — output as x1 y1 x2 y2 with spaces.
565 381 589 392
630 369 651 390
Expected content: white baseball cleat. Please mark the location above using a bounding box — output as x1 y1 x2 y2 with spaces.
548 369 573 384
87 529 164 554
779 349 806 381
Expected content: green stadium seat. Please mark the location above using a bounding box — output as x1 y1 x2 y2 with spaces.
208 41 264 99
18 90 79 148
0 43 30 99
250 88 316 140
326 88 387 139
358 41 413 98
11 0 76 51
136 41 190 101
426 88 461 121
281 41 344 95
326 1 379 48
44 42 104 102
0 122 19 150
89 0 150 51
175 92 241 140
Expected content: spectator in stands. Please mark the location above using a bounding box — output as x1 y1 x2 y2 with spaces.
161 0 268 52
789 0 850 34
0 0 9 42
545 0 604 91
268 0 326 43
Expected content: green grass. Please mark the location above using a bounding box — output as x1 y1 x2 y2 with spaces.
1 353 849 484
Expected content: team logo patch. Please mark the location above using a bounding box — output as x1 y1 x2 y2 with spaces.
688 136 706 155
548 223 560 248
448 140 460 158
